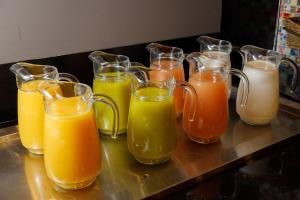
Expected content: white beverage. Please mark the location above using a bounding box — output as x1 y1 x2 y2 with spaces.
237 60 279 125
203 51 232 98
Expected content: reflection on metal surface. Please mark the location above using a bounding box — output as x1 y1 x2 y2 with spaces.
0 90 300 199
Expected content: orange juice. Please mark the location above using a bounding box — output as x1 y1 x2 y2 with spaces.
18 80 47 154
44 97 101 189
150 60 185 117
93 73 131 134
183 71 228 143
127 87 177 165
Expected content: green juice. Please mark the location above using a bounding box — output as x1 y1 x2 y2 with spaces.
127 87 177 165
93 73 131 135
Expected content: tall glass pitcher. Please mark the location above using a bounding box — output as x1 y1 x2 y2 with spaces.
40 81 119 189
146 43 185 117
89 51 131 136
236 45 299 125
197 36 233 97
10 62 78 155
185 52 249 144
127 69 197 165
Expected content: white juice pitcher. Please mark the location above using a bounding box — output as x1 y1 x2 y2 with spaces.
236 45 299 125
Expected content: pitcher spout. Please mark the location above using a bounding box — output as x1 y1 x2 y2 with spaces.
197 36 232 54
146 43 184 62
88 51 130 77
9 63 33 81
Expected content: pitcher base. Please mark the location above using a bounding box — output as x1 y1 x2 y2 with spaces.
28 148 43 155
53 177 96 190
98 128 126 136
188 135 220 144
240 116 272 126
134 155 170 165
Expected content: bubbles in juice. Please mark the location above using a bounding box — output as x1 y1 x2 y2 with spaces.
237 60 279 125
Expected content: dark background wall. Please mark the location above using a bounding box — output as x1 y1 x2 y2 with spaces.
221 0 279 49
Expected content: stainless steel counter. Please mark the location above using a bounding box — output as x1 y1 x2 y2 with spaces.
0 89 300 200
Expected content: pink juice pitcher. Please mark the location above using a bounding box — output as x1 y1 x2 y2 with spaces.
146 43 185 117
184 52 249 144
197 36 233 98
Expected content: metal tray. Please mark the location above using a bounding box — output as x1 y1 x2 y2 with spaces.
0 88 300 200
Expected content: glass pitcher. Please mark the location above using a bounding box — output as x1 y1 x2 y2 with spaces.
197 36 232 97
10 62 78 155
185 52 249 144
127 68 197 165
40 81 119 189
146 43 185 117
236 45 299 125
89 51 131 136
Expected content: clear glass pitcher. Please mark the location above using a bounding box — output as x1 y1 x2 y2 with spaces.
146 43 185 117
236 45 299 125
89 51 131 135
185 52 249 144
197 36 232 97
39 81 119 189
9 62 78 155
127 68 197 165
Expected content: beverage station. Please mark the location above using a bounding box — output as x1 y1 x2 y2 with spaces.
0 35 300 199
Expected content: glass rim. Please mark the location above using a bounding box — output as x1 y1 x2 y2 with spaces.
38 80 93 98
16 62 58 77
241 45 281 59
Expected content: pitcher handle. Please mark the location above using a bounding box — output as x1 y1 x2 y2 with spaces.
281 57 299 92
176 80 197 121
93 94 120 139
230 68 249 107
232 46 245 70
58 73 79 83
128 63 151 82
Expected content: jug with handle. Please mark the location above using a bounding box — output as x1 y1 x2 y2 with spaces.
184 52 249 144
40 81 119 189
236 45 299 125
197 36 233 98
89 51 131 136
10 62 78 155
127 67 197 165
146 43 185 117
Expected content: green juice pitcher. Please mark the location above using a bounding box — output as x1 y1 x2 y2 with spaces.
89 51 131 136
127 68 197 165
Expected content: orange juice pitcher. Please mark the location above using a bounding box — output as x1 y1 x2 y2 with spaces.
146 43 185 117
184 52 249 144
127 69 197 165
40 81 119 189
10 62 78 155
